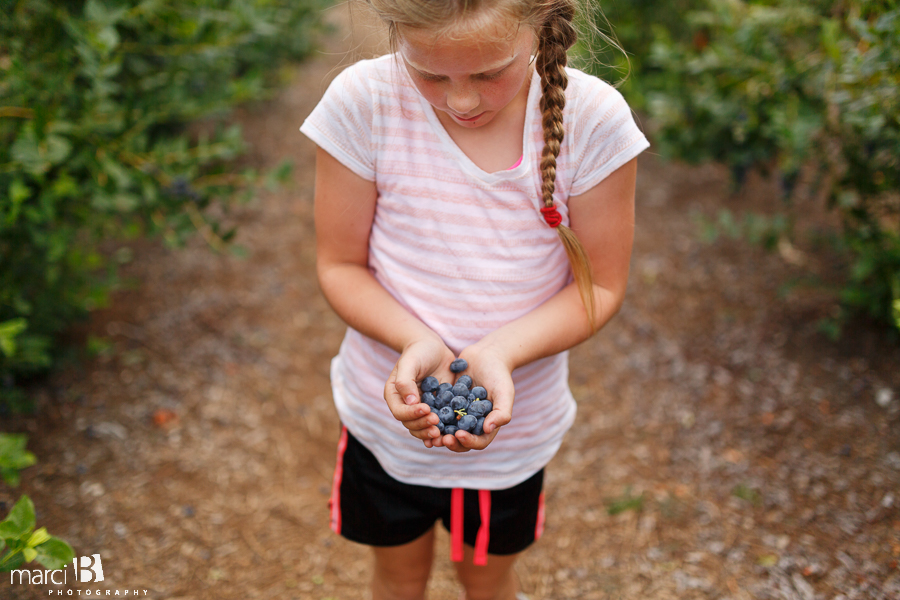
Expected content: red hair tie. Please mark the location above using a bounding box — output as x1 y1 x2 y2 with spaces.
540 204 562 228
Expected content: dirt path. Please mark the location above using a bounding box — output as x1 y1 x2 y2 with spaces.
3 7 899 600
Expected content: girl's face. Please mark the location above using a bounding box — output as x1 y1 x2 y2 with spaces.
398 19 535 129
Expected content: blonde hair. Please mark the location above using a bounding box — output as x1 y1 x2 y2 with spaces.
364 0 599 329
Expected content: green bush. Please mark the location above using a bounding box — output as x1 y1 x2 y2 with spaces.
1 495 74 572
0 0 325 410
590 0 899 335
0 434 74 572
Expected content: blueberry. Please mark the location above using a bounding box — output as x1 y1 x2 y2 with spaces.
436 390 454 408
468 400 489 417
422 392 436 408
435 420 445 434
444 425 458 435
473 417 485 436
456 375 473 389
451 383 469 397
471 386 487 399
438 382 453 394
458 414 477 433
438 406 456 425
430 404 441 414
482 400 493 413
467 393 476 402
421 376 439 393
450 396 469 412
450 358 468 373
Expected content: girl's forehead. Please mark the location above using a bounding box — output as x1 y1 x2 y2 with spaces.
397 16 526 51
398 19 533 65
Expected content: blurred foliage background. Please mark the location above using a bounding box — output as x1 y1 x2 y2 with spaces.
587 0 899 339
0 0 328 413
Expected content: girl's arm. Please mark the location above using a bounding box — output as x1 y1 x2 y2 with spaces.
314 147 450 438
444 157 638 451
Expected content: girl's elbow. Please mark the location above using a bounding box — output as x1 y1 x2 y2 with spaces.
591 283 628 330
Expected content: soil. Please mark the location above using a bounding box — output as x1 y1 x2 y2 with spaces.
3 6 899 600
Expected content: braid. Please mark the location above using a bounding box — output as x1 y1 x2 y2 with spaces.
536 2 598 330
536 5 575 208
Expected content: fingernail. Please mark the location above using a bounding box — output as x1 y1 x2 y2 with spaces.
405 395 417 405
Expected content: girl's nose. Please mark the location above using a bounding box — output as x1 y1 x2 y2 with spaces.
446 87 479 116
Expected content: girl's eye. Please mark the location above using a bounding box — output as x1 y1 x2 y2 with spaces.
415 70 504 82
479 70 505 81
417 71 445 82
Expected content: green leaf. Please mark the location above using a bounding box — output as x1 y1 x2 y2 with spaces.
35 537 75 570
0 496 35 539
0 549 26 572
1 469 22 488
27 527 51 548
0 319 28 358
44 136 72 166
0 434 36 472
85 0 107 23
22 547 37 563
265 159 294 191
51 173 80 199
10 131 48 175
605 488 645 516
100 157 132 189
9 178 30 205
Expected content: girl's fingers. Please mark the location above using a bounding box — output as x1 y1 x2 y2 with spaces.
482 406 511 435
384 366 428 421
481 379 513 435
403 402 433 422
449 427 499 451
440 434 469 452
389 395 432 423
393 360 424 406
401 413 439 435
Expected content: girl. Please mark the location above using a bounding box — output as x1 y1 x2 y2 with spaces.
300 0 648 597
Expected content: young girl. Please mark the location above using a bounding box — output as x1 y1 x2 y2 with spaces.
300 0 648 597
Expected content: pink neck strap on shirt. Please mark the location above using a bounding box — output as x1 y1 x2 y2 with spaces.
507 154 523 170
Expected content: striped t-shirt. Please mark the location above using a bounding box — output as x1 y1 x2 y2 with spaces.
301 54 649 490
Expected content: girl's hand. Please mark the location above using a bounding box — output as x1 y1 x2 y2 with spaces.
432 342 515 453
384 336 456 444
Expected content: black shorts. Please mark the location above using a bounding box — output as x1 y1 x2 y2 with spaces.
329 427 545 562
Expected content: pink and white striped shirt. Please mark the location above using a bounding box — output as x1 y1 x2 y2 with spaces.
301 54 648 489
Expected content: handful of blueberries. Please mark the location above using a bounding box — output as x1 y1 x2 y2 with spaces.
419 358 493 437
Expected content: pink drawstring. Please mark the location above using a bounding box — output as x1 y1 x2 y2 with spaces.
451 488 465 562
473 489 491 566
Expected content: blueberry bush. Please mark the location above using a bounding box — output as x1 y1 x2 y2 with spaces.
588 0 900 336
0 0 327 410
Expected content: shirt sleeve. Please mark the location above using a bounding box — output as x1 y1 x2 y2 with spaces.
568 77 650 197
300 61 376 181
